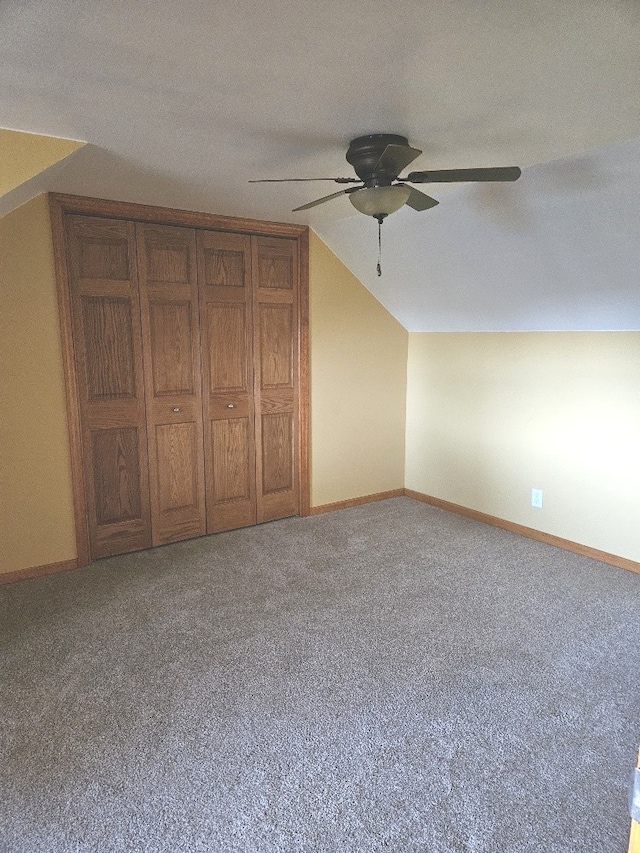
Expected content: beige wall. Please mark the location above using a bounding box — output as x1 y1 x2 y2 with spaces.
309 231 408 507
0 208 409 574
3 202 637 573
405 332 640 563
0 195 76 573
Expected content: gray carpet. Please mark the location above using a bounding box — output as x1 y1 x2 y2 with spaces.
1 497 639 852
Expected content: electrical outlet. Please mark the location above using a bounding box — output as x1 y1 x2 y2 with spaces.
531 488 543 509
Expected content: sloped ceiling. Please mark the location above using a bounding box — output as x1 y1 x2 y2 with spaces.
1 0 639 330
0 128 84 197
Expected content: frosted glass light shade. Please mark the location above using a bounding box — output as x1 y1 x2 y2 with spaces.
349 184 411 217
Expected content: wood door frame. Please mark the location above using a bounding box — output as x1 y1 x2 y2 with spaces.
49 192 310 568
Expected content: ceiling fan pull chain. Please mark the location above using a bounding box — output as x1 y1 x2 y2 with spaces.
377 216 382 276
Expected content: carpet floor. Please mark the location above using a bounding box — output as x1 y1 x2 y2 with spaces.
1 497 639 852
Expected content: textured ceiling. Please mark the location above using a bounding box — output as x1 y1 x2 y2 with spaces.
1 0 639 329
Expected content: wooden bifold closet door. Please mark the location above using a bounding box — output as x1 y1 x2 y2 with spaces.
198 230 257 533
136 223 206 546
59 202 306 562
252 236 299 523
66 215 152 558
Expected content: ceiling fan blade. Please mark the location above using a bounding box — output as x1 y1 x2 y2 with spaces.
404 187 440 212
249 177 360 184
292 188 356 212
373 144 422 177
404 166 522 183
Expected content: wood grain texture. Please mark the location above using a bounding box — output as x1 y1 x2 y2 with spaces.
257 241 294 289
77 232 129 280
405 490 640 575
155 423 199 508
50 193 311 559
0 559 80 585
137 223 206 546
91 427 142 524
211 418 251 502
66 215 152 559
207 303 247 391
203 246 245 287
49 193 307 239
253 236 299 523
146 241 190 284
259 305 293 387
82 296 137 400
148 300 194 395
198 230 257 533
261 413 294 494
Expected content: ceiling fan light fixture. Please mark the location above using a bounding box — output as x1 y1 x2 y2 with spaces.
349 184 411 218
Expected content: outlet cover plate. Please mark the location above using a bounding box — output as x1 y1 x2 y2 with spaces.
531 488 543 509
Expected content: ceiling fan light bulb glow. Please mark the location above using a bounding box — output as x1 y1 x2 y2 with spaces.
349 184 411 218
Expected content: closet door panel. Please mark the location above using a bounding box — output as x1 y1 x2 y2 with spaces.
259 304 293 387
261 413 294 493
211 418 252 501
253 236 299 523
208 302 248 390
67 216 152 558
82 296 137 399
137 224 206 546
154 421 200 512
148 300 195 394
257 245 294 290
198 231 256 533
92 427 143 523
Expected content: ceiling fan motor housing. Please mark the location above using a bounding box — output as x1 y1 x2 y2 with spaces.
346 134 409 186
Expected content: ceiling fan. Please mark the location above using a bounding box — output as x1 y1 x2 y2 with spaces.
250 133 521 221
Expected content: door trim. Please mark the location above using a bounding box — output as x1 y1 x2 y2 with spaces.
49 193 310 567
